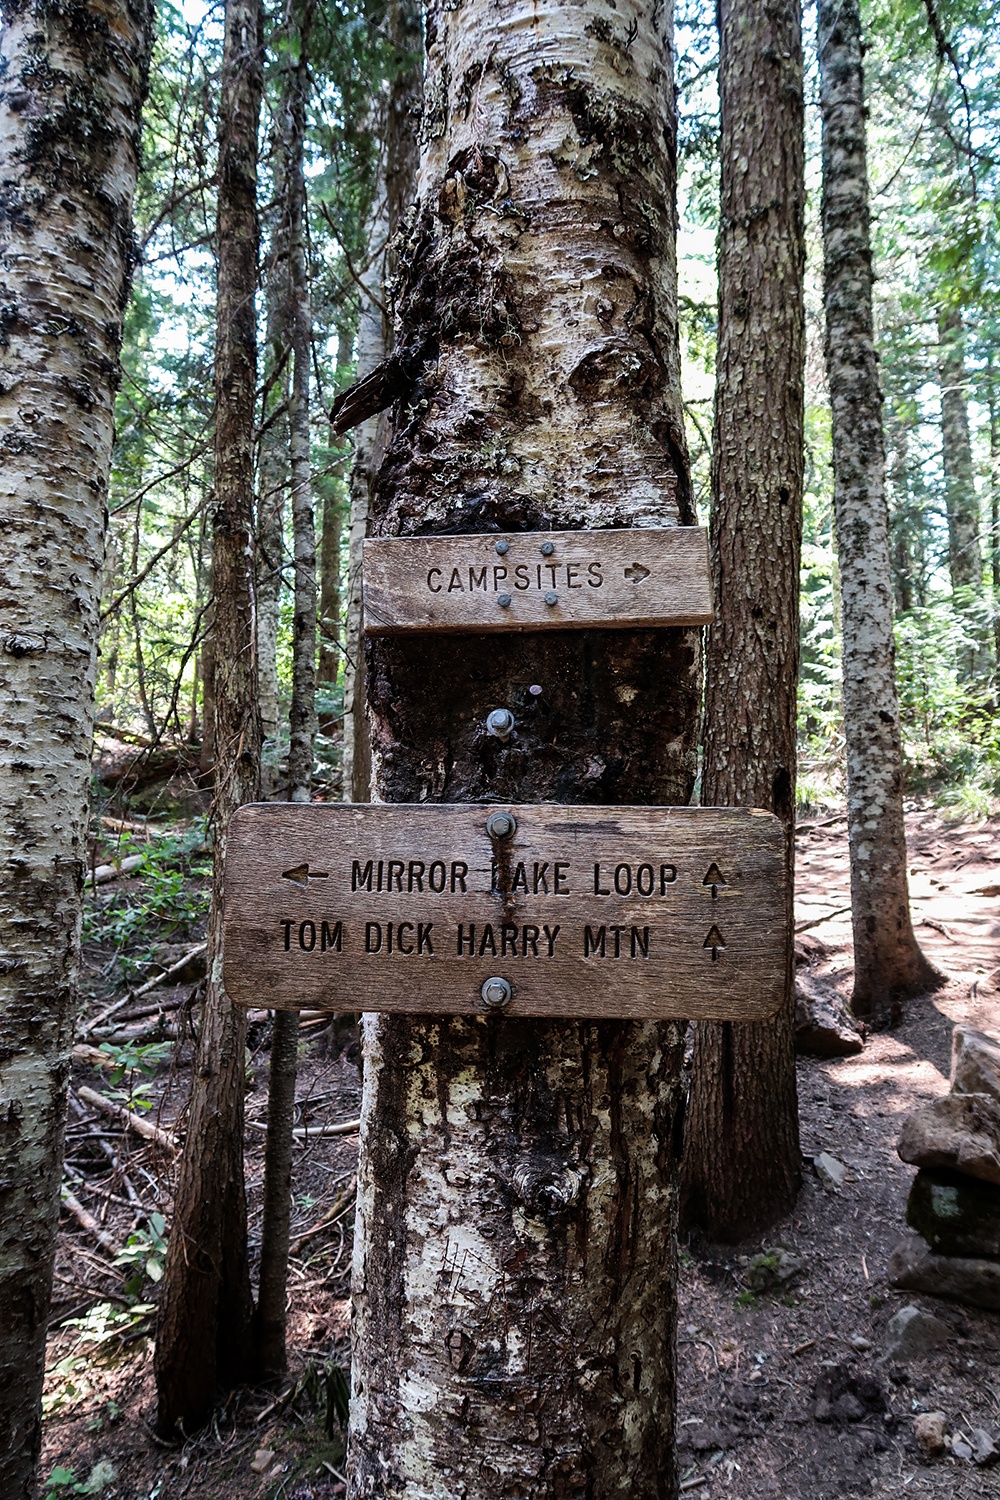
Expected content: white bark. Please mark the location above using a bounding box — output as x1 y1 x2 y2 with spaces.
0 0 152 1491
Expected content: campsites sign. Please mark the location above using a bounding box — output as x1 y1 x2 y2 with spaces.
362 526 713 634
223 803 787 1021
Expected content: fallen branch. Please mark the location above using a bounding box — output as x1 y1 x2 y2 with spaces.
920 916 958 942
93 853 145 886
76 1085 177 1153
61 1188 121 1257
78 942 206 1038
245 1117 360 1143
289 1178 358 1256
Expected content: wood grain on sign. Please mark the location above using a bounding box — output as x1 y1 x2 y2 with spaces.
362 527 713 634
223 804 786 1021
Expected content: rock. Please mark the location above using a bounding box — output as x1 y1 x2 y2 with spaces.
913 1411 948 1458
952 1024 1000 1106
794 972 864 1058
952 1436 974 1461
883 1305 950 1361
746 1247 804 1292
906 1168 1000 1257
814 1151 848 1190
970 1428 1000 1466
889 1234 1000 1311
813 1364 888 1425
251 1450 276 1475
898 1092 1000 1187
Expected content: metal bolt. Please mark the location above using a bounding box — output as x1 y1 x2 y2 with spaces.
544 591 558 606
497 592 512 608
486 708 515 740
481 976 512 1010
486 809 517 839
539 540 555 556
495 539 509 555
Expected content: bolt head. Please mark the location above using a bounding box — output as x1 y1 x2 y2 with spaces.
544 591 558 606
486 708 515 739
486 809 516 839
481 976 512 1010
497 592 512 607
539 540 555 556
495 539 509 555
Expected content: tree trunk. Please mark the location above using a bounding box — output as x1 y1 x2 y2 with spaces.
986 357 1000 668
155 0 263 1437
252 1007 299 1377
0 0 153 1492
341 0 421 803
680 0 804 1243
888 425 915 617
284 1 317 804
257 155 291 799
346 0 698 1494
816 0 937 1020
938 305 982 596
341 260 384 803
318 328 353 731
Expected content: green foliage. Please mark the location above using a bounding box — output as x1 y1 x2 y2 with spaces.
43 1462 117 1497
114 1214 169 1298
83 819 210 980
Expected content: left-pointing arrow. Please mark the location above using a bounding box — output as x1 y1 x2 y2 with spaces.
281 863 329 887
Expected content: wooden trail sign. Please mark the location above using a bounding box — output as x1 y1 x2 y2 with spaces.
362 526 713 634
223 803 786 1021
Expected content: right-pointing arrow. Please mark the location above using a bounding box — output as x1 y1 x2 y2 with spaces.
703 925 726 962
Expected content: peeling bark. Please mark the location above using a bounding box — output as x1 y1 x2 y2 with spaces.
347 0 696 1494
0 0 153 1491
818 0 937 1019
155 0 263 1436
681 0 804 1241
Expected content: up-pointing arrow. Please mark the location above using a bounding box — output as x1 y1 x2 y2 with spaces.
281 862 329 887
703 925 726 962
703 862 727 900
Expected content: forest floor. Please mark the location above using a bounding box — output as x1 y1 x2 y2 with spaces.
40 802 1000 1500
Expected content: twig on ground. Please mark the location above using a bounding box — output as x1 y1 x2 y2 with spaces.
289 1177 358 1256
92 854 145 886
795 905 852 933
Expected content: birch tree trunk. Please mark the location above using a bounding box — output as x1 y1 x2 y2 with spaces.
155 0 263 1436
285 0 317 803
817 0 937 1020
0 0 153 1491
319 332 352 710
938 305 982 594
346 0 698 1493
680 0 804 1241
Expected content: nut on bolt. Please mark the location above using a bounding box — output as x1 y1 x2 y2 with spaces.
481 976 512 1011
486 809 516 840
540 540 555 556
486 707 515 740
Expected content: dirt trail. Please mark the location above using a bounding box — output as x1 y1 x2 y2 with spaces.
41 808 1000 1498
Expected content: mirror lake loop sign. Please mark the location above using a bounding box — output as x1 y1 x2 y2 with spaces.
362 526 713 635
223 803 786 1021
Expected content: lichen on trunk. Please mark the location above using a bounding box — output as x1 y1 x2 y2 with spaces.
347 0 697 1494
